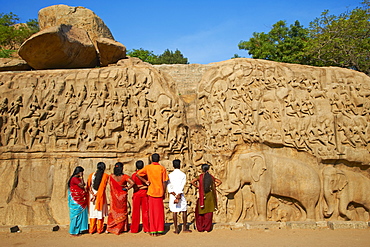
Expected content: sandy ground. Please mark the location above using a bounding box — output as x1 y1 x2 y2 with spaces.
1 227 370 247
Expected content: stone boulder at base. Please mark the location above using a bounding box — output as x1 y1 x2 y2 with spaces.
38 4 114 46
96 37 126 66
18 24 99 69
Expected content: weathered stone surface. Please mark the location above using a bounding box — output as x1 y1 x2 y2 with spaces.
18 24 98 69
328 221 369 229
286 221 317 229
38 4 114 46
245 221 284 230
0 58 369 227
96 37 126 67
0 58 31 72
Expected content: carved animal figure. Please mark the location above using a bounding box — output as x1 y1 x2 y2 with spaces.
322 166 370 220
221 152 321 221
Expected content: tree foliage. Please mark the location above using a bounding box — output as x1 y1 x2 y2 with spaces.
307 0 370 75
154 49 188 65
127 48 188 65
127 48 158 64
238 20 309 64
238 1 370 75
0 12 39 58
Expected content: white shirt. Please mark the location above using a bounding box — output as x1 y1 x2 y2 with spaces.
167 169 187 212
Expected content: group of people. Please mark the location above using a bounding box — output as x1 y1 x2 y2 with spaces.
67 153 222 237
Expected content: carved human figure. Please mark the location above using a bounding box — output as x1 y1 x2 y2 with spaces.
22 95 41 120
0 97 8 115
120 87 130 107
98 83 109 107
64 84 75 104
8 96 23 116
158 109 173 142
77 85 88 107
27 117 43 148
87 86 98 108
300 95 314 115
136 95 150 139
4 116 19 145
91 112 105 140
337 120 356 148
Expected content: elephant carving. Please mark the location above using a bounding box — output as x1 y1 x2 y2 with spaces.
322 166 370 220
221 152 321 221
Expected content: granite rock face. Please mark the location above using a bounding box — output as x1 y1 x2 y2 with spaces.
38 4 114 45
96 37 126 67
18 24 99 70
0 58 369 226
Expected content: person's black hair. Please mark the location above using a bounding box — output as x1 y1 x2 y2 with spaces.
201 164 212 193
201 164 210 172
68 166 84 188
136 160 144 170
152 153 160 163
173 159 181 169
113 162 124 176
93 162 106 191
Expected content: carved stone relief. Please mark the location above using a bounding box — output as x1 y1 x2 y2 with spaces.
0 58 369 226
193 58 370 223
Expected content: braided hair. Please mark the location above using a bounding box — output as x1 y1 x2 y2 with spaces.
201 164 212 193
93 162 106 191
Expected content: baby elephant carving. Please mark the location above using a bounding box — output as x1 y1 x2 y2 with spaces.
322 166 370 220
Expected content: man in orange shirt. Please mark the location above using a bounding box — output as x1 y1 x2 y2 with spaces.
137 153 169 236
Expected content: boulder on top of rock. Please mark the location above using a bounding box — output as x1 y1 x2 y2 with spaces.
18 24 99 70
96 37 126 67
38 4 114 46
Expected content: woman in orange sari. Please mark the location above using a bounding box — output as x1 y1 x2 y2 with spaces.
106 162 135 235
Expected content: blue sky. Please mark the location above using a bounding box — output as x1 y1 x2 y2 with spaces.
1 0 358 64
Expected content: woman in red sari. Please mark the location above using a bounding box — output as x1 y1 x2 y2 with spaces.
191 164 222 232
106 162 135 235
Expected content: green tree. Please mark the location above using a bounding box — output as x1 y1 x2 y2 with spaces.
238 1 370 75
0 12 39 58
127 48 158 64
307 1 370 75
154 49 188 65
238 20 310 64
128 48 188 65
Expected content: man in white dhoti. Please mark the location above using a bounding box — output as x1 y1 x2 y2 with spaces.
167 159 192 234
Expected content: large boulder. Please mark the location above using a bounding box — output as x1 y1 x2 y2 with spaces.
18 24 99 69
38 4 114 46
96 37 126 66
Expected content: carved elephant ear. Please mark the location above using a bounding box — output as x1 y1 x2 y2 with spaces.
336 170 348 191
251 155 267 182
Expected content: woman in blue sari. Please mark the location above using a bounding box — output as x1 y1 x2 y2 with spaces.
68 166 88 236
